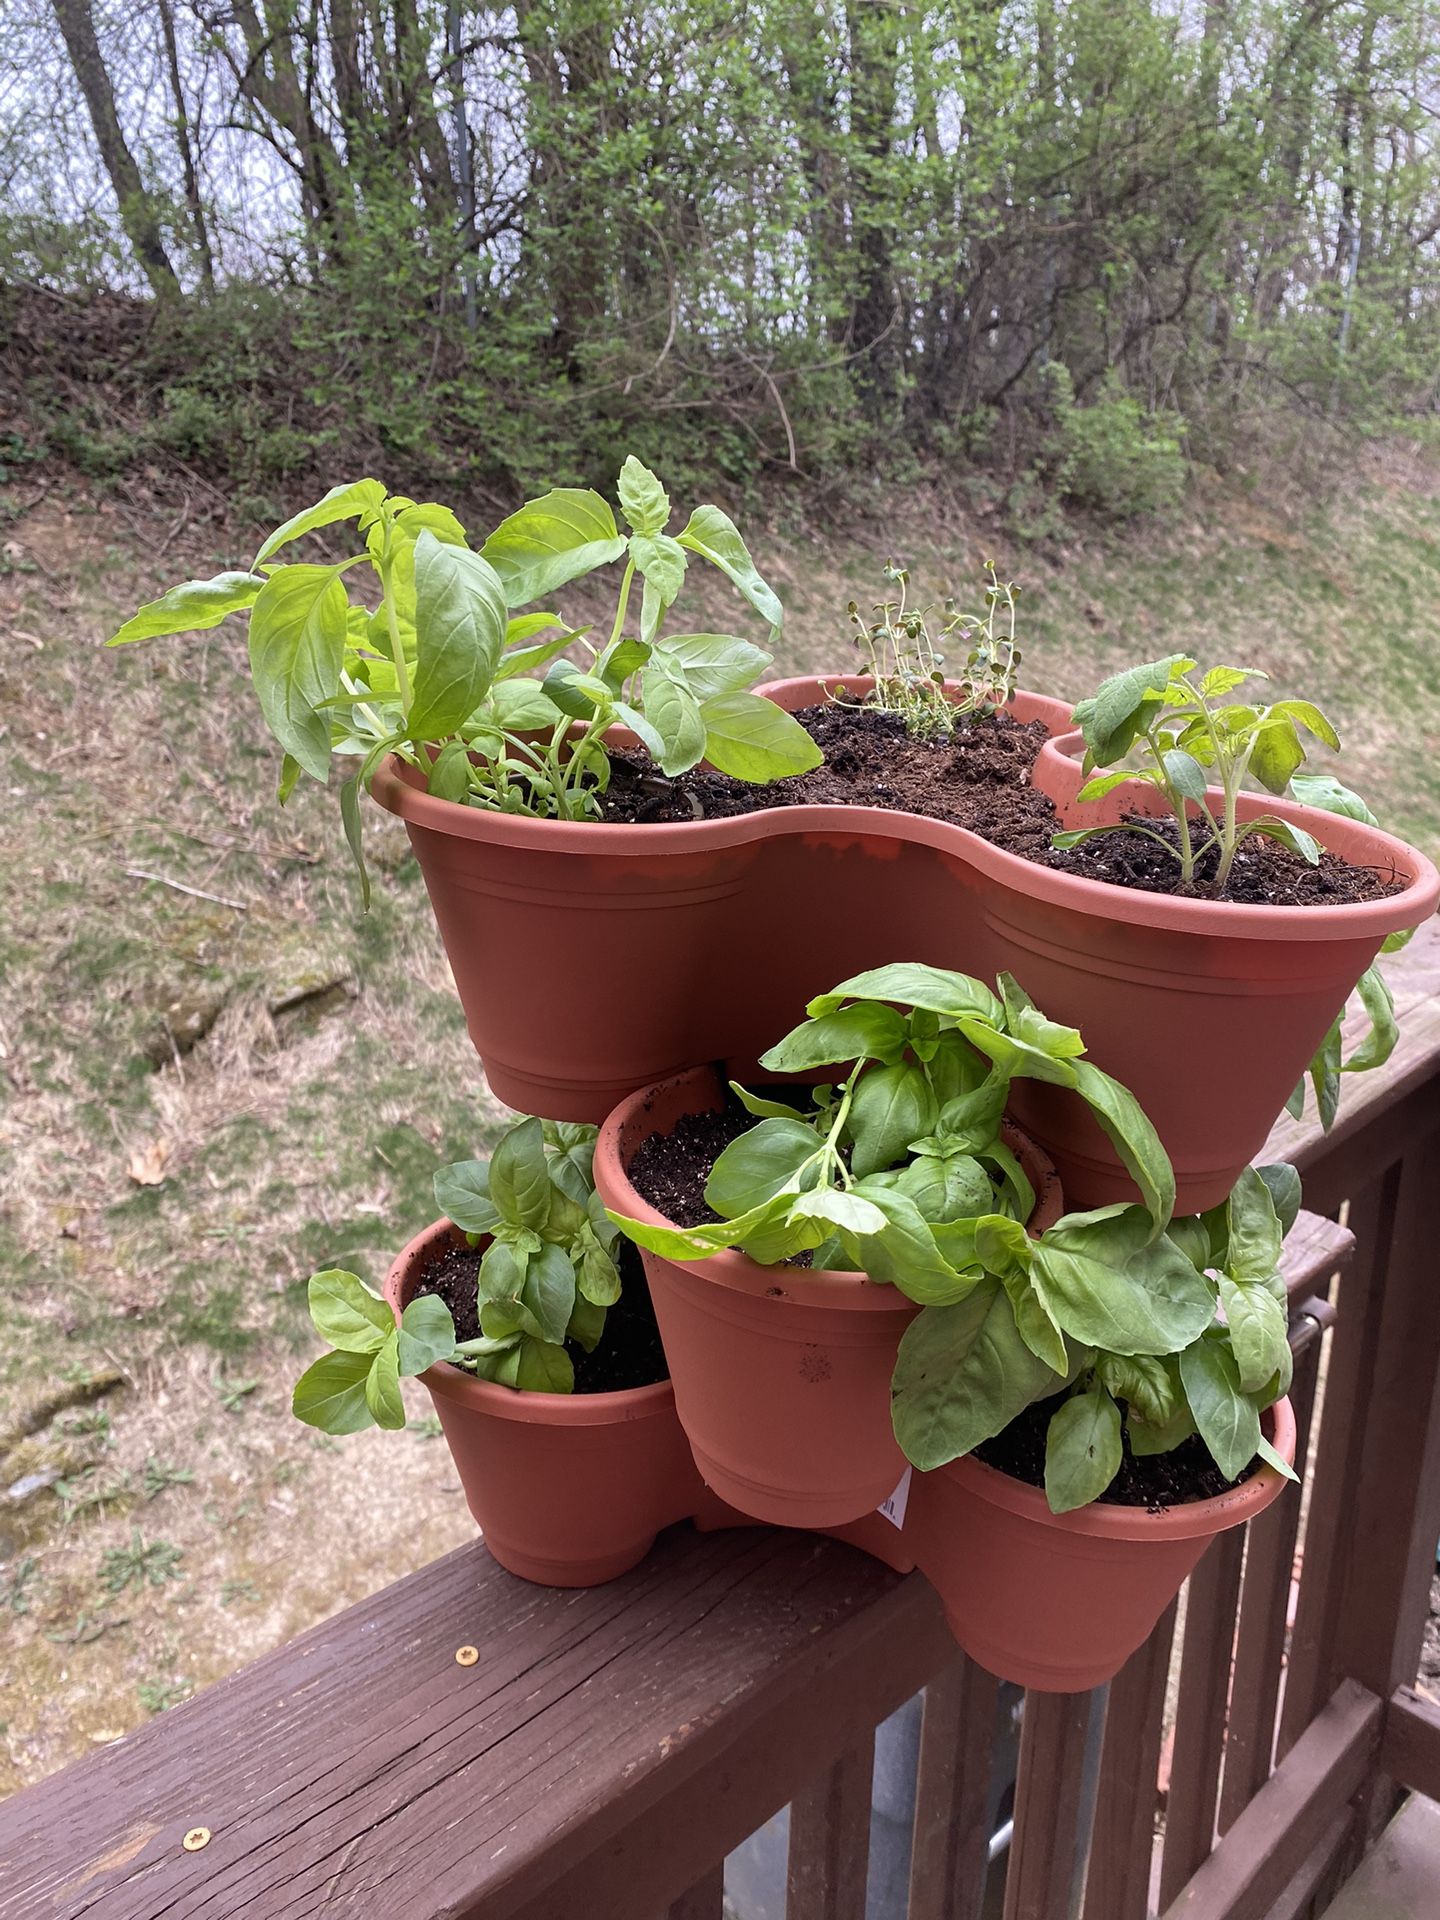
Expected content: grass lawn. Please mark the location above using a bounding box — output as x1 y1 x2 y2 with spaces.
1 449 1437 1793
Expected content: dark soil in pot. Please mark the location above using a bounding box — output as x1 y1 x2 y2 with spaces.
625 1097 762 1227
411 1239 669 1393
973 1390 1261 1510
596 700 1397 906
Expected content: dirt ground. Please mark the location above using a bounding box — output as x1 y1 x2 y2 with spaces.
3 452 1439 1795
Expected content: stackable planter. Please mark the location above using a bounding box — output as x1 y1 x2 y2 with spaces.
905 1397 1297 1692
996 733 1440 1209
368 682 1074 1122
594 1063 1063 1531
384 1221 705 1586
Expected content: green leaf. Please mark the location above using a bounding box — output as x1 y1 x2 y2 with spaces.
1289 774 1377 826
787 1188 890 1237
612 700 668 765
1256 1163 1302 1236
426 738 473 804
846 1064 938 1178
1180 1335 1261 1481
1004 1271 1070 1372
957 1018 1080 1090
606 1193 792 1262
1218 1275 1290 1394
410 532 507 739
1223 1166 1285 1281
1247 716 1307 796
1097 1351 1178 1428
1072 655 1189 764
808 965 1004 1025
1162 749 1210 806
278 752 303 803
699 690 824 782
1256 1434 1300 1482
340 773 369 909
1306 1018 1344 1131
729 1081 808 1121
1129 1401 1198 1455
253 480 387 566
292 1349 375 1434
654 633 771 700
759 1003 908 1074
1045 1387 1124 1512
577 1236 622 1307
479 1238 529 1304
109 571 266 644
307 1269 392 1353
891 1280 1062 1470
364 1332 407 1430
1071 1059 1176 1232
247 565 349 779
1269 699 1340 751
630 532 687 605
397 1295 457 1375
617 456 670 535
640 662 707 774
676 504 783 630
1031 1206 1216 1356
1249 817 1322 866
522 1243 579 1345
495 624 577 683
515 1341 575 1393
1077 769 1147 804
488 1118 552 1230
394 500 468 546
1344 965 1397 1076
567 1294 608 1352
705 1117 819 1218
841 1185 974 1304
896 1153 993 1224
481 489 628 606
1199 666 1257 698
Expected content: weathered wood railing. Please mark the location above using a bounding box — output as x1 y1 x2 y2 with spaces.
4 925 1439 1920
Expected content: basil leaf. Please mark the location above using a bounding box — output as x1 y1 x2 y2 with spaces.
410 531 507 739
481 488 629 606
1044 1387 1124 1512
307 1269 392 1353
1180 1335 1261 1481
247 564 349 779
808 965 1004 1026
1217 1276 1290 1394
676 504 783 629
515 1340 575 1393
639 661 707 774
705 1116 819 1218
108 570 266 644
488 1117 552 1230
1096 1351 1178 1428
397 1295 457 1375
846 1063 938 1178
1031 1206 1215 1356
1071 1059 1176 1232
292 1349 375 1434
253 480 387 566
617 455 670 535
654 633 771 700
891 1279 1062 1470
364 1332 407 1430
699 690 824 781
759 1003 908 1073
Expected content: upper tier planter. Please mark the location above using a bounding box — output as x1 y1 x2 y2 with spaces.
370 677 1437 1211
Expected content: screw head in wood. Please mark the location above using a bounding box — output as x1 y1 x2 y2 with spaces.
454 1644 479 1666
182 1828 211 1852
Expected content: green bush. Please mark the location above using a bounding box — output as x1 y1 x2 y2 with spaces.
1046 364 1188 520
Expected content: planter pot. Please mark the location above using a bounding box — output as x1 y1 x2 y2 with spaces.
595 1064 1063 1531
384 1221 704 1586
368 682 1072 1121
905 1397 1297 1693
985 731 1440 1210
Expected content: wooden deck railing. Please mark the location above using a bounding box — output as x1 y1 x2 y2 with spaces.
4 925 1439 1920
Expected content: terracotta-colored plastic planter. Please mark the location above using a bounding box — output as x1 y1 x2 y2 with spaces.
985 731 1440 1210
384 1221 704 1586
594 1064 1063 1531
367 681 1072 1121
905 1396 1297 1692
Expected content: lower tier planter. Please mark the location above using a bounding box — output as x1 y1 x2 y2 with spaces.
904 1397 1298 1692
595 1064 1063 1531
384 1221 705 1586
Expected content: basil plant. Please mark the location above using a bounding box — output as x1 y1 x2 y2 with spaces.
109 459 821 899
609 962 1298 1514
293 1117 623 1432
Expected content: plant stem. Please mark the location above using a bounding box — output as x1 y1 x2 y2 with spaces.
377 523 412 716
608 559 636 651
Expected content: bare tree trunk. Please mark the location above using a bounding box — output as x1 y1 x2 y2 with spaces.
51 0 180 296
157 0 214 289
